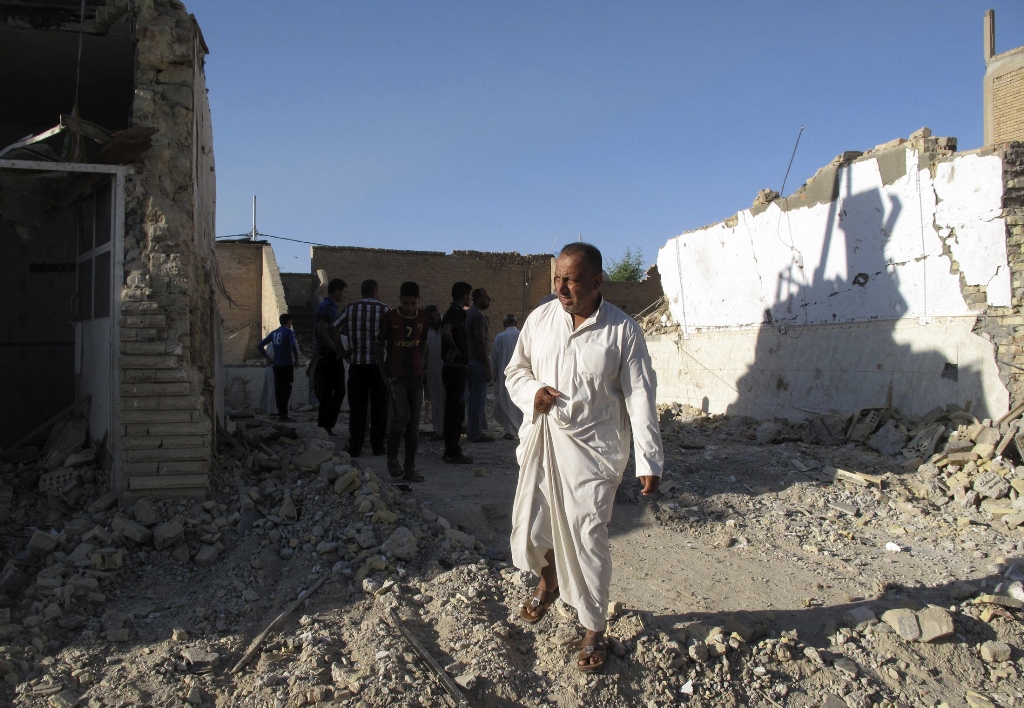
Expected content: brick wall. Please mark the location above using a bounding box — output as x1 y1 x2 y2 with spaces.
602 265 664 316
312 246 554 335
993 67 1024 144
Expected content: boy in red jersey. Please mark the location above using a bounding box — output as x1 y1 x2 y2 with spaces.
381 281 429 481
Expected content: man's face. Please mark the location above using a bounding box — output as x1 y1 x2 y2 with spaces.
428 309 441 327
474 290 491 310
331 287 347 302
399 295 419 316
553 253 602 316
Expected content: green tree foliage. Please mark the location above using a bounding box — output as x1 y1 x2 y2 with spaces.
606 247 645 282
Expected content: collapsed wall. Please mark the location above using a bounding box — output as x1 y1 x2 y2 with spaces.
652 131 1024 422
119 0 217 497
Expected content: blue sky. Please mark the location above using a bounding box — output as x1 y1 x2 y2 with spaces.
187 1 1024 274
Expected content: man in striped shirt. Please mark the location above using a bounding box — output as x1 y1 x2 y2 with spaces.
333 279 391 457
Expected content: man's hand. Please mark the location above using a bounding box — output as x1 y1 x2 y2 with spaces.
639 476 660 496
533 386 561 414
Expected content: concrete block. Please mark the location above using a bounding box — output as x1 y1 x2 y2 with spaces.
980 640 1012 663
194 545 218 567
114 519 153 545
843 606 877 630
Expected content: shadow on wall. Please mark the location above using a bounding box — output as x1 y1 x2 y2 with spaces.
729 168 986 423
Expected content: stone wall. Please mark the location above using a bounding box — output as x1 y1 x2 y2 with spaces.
214 241 262 362
981 141 1024 405
118 0 216 497
260 244 287 339
311 246 553 330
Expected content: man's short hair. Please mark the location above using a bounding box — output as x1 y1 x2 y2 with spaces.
400 281 420 298
559 242 603 276
423 304 439 315
360 279 378 297
279 313 292 326
472 288 488 303
328 278 347 294
503 313 517 327
451 282 473 302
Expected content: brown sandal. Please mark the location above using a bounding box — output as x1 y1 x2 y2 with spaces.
577 636 607 674
520 587 559 624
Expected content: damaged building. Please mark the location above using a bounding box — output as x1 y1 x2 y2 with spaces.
651 129 1024 423
0 0 218 498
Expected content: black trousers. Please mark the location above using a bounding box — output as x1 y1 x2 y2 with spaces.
441 365 467 458
348 363 388 455
315 352 345 431
273 365 294 419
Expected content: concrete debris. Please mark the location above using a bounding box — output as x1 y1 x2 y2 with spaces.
980 640 1012 663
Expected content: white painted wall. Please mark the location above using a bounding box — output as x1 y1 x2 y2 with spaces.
654 147 1010 421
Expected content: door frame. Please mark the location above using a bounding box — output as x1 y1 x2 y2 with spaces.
0 159 130 491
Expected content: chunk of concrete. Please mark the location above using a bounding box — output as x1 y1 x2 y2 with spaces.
194 545 218 567
114 519 152 545
916 606 954 642
153 521 184 551
881 608 920 641
132 498 161 527
380 526 418 561
27 530 58 557
974 470 1011 499
294 448 334 470
980 640 1012 663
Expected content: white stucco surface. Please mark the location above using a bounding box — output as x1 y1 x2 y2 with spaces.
652 147 1010 420
658 150 1008 331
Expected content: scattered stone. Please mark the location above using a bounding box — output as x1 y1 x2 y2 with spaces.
974 470 1011 499
843 606 877 630
916 606 954 642
949 581 979 600
380 526 418 561
180 647 220 669
152 521 184 550
194 546 218 567
980 640 1012 663
172 627 189 641
867 420 907 456
294 448 334 470
833 656 859 677
454 673 478 690
132 498 160 526
881 608 920 641
27 530 58 556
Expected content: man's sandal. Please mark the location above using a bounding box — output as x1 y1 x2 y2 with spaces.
577 636 607 674
520 587 559 624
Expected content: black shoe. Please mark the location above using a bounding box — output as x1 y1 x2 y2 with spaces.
443 454 473 464
344 444 360 458
387 459 404 478
403 468 425 483
321 426 335 436
469 434 495 443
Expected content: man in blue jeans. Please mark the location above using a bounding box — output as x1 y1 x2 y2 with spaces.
465 287 494 443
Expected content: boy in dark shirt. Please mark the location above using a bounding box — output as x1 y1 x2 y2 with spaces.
258 314 300 422
381 282 429 481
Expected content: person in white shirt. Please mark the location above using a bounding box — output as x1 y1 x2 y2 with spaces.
491 313 523 440
506 242 664 674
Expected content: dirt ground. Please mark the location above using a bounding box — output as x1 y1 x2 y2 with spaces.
4 399 1024 708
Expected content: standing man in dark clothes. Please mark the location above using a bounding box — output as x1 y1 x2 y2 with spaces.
258 314 300 422
381 282 429 481
334 279 390 457
314 279 347 435
465 287 494 443
440 282 473 464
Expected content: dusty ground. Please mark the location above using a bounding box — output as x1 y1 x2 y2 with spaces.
4 400 1024 708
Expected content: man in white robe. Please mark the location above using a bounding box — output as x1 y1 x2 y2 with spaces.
506 242 663 673
491 314 523 440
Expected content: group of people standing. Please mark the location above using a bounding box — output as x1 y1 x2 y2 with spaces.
278 277 525 483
